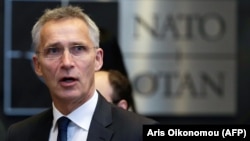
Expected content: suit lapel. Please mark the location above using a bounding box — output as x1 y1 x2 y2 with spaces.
87 94 114 141
26 95 113 141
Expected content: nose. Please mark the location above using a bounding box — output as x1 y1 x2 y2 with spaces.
61 49 74 69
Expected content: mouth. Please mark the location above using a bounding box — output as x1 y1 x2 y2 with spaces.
59 77 78 87
60 77 76 82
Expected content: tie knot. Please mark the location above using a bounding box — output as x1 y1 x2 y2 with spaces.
57 117 70 131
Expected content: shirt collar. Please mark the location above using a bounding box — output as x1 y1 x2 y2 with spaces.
51 91 98 131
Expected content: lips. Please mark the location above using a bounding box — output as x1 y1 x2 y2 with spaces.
59 77 77 87
61 77 76 82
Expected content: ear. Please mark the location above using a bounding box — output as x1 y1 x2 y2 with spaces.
117 99 128 110
32 55 43 77
95 48 103 71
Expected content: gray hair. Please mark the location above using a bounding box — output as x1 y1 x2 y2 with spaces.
31 5 100 51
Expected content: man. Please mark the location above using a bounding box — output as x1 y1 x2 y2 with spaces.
95 70 136 112
6 5 157 141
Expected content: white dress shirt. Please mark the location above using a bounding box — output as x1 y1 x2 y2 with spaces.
49 91 98 141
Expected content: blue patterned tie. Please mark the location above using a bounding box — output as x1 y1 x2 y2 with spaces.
57 117 70 141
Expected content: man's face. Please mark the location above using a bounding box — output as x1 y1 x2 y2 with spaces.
33 18 103 106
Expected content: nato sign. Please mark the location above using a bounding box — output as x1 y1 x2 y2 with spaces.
3 0 118 116
119 0 237 116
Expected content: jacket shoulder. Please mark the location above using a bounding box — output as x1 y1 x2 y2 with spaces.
112 106 158 125
6 109 52 141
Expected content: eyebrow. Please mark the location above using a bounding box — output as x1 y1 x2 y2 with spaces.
45 42 61 48
45 41 87 48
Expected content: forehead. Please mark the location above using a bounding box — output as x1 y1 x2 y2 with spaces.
41 18 88 36
40 18 92 47
95 71 109 81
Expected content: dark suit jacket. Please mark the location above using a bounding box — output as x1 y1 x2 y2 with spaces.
6 94 158 141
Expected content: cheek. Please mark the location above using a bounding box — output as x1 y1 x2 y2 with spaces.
78 56 96 71
78 62 93 77
76 59 95 81
40 62 58 80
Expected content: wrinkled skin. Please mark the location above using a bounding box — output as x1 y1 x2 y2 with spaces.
32 18 103 115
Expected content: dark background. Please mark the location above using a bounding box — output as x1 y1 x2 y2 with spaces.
1 0 250 139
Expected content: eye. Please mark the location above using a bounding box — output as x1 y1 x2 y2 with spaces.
44 47 62 57
71 45 86 55
45 47 61 55
73 45 85 51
